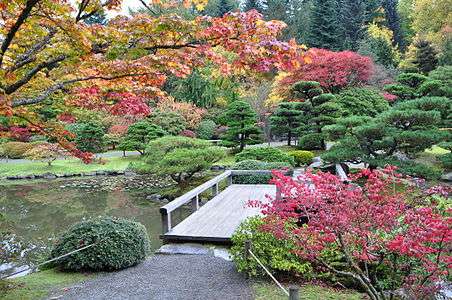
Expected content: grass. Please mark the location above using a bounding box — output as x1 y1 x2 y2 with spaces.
0 269 93 300
425 145 450 155
0 156 139 177
216 153 236 166
253 281 364 300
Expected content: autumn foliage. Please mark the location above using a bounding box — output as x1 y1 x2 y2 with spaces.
0 0 304 160
279 49 375 93
258 167 451 299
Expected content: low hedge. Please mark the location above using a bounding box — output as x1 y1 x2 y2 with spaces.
50 217 150 271
231 160 293 184
235 147 295 166
288 150 315 166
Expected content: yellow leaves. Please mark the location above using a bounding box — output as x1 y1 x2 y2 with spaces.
303 55 312 65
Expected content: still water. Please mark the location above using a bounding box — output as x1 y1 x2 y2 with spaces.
0 175 188 278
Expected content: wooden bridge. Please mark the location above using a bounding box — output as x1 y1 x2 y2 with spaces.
160 170 278 244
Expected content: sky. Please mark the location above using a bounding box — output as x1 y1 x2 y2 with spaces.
115 0 143 15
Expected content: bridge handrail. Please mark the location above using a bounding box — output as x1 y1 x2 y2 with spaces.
159 169 278 234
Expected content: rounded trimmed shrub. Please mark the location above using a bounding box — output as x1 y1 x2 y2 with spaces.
196 120 217 140
50 217 150 271
288 150 315 166
336 88 390 117
439 153 452 170
231 159 293 184
298 133 324 150
235 147 295 166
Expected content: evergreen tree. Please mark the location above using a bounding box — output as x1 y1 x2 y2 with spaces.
243 0 264 13
339 0 367 50
291 81 342 150
118 121 167 155
382 0 405 50
205 0 238 17
308 0 343 50
221 101 261 151
264 0 289 22
414 40 439 74
270 102 303 146
83 10 108 25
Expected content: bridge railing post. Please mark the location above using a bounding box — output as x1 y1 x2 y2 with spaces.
289 286 299 300
191 195 199 212
160 209 171 234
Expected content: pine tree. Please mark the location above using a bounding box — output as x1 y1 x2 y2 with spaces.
414 40 439 74
222 101 261 151
340 0 367 50
264 0 289 22
217 0 235 16
243 0 264 13
308 0 343 50
270 102 303 146
382 0 404 50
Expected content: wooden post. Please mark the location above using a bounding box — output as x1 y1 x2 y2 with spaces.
276 186 281 200
289 286 299 300
191 195 199 212
211 183 219 197
161 210 171 234
244 239 251 278
227 174 233 186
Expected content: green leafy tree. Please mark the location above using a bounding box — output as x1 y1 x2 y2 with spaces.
197 120 217 140
222 101 261 151
147 110 187 135
72 122 105 153
118 121 167 155
143 136 225 184
270 102 303 146
291 81 342 150
414 39 439 74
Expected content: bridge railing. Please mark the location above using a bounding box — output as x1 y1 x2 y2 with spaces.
159 170 276 234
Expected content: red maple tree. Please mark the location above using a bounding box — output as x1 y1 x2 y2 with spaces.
259 167 451 299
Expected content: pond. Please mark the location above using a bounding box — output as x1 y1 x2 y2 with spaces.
0 175 191 278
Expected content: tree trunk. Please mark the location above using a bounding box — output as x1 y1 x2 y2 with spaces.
287 131 292 146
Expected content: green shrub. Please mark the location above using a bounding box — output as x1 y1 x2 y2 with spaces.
439 153 452 170
417 80 451 97
383 84 416 100
71 122 105 153
50 217 150 271
0 142 34 159
148 110 187 135
288 150 315 166
196 120 217 140
396 73 429 88
235 147 295 166
231 160 293 184
298 133 325 150
230 216 312 277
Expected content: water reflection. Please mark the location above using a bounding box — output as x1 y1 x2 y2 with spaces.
0 176 187 277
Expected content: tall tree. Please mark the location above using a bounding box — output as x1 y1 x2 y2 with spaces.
204 0 238 17
270 102 303 146
243 0 264 13
308 0 343 50
339 0 368 50
414 39 439 74
222 101 261 151
382 0 405 50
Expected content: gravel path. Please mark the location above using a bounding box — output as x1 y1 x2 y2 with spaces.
50 254 252 300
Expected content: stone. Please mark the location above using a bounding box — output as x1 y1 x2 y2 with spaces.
124 170 136 177
441 172 452 182
42 173 57 179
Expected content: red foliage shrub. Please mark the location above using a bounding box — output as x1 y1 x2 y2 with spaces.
108 125 129 136
179 129 196 138
280 49 375 92
10 126 31 142
382 92 398 102
57 113 77 123
258 167 451 299
108 92 151 116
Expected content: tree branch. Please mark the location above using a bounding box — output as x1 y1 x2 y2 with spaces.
5 54 67 94
11 72 153 107
0 0 41 68
7 28 57 72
